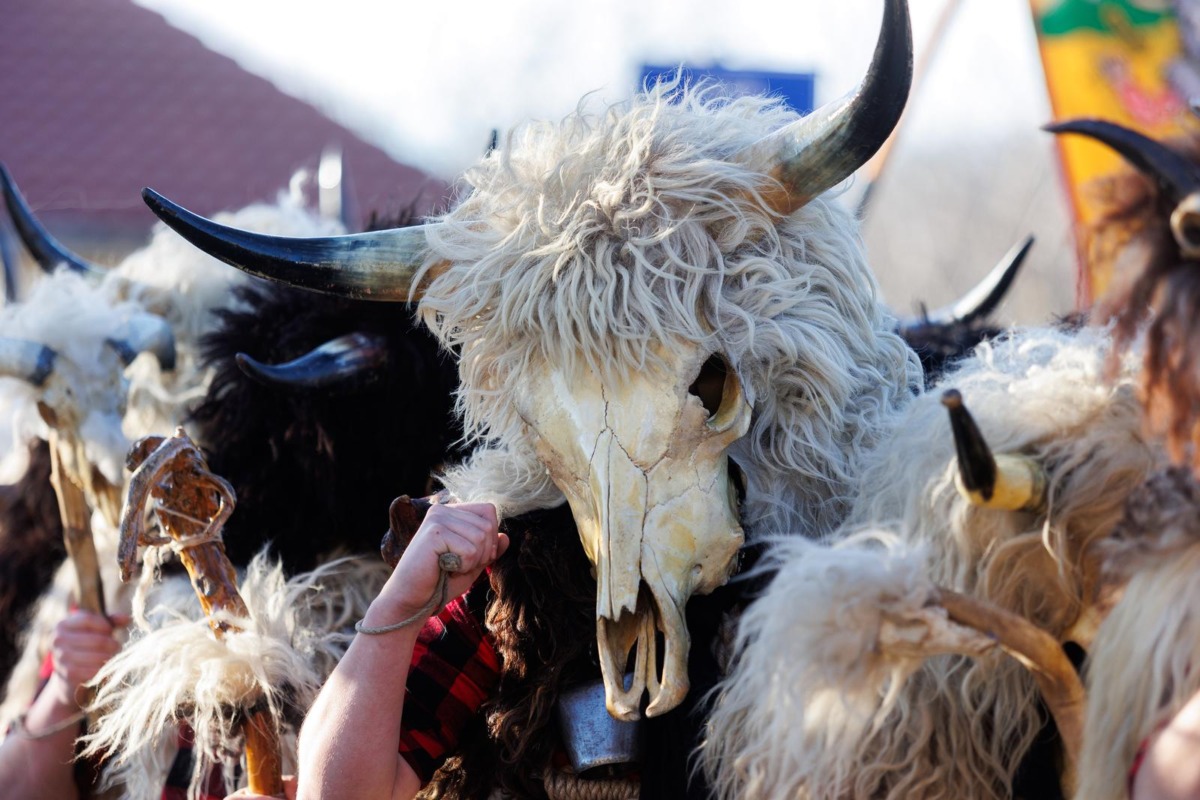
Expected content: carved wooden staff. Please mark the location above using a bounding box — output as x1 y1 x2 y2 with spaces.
37 403 107 616
42 414 117 800
118 428 284 797
873 581 1084 796
48 432 106 616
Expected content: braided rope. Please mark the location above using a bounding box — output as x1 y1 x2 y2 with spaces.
542 769 639 800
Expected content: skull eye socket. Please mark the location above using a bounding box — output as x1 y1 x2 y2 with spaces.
689 354 729 418
688 353 746 432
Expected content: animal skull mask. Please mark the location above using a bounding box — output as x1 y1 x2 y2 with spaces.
517 342 750 718
137 0 913 721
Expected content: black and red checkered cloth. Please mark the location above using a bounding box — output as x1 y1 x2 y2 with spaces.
397 574 500 784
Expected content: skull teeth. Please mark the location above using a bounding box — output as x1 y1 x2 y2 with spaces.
595 583 692 720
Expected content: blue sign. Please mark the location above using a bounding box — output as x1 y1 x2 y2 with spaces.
640 64 816 115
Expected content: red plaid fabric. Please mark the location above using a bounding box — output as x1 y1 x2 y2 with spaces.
398 575 500 784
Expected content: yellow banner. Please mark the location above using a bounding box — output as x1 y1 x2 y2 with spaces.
1031 0 1190 301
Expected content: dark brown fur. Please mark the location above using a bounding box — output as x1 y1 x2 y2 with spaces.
0 440 65 682
187 281 462 573
1087 134 1200 470
1103 465 1200 578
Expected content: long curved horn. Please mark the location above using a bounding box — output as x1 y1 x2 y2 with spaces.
755 0 912 215
105 312 176 370
1 227 18 302
141 189 435 301
235 332 388 392
912 235 1034 327
0 338 57 386
1045 119 1200 204
942 389 1045 512
0 163 102 276
1046 119 1200 257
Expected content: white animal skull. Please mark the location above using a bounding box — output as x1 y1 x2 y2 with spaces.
516 341 750 719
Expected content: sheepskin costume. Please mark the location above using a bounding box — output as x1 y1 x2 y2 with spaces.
383 80 921 797
703 326 1165 800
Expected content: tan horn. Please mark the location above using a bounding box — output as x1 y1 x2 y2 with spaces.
754 0 912 215
942 389 1046 512
142 188 441 302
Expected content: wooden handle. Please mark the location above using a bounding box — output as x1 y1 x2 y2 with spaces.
49 438 106 615
243 706 285 797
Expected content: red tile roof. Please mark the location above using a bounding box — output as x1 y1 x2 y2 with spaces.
0 0 448 237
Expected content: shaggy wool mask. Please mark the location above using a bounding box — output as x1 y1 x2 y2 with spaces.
516 341 750 720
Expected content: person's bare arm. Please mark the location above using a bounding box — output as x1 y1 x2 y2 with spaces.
0 610 126 800
295 502 506 800
1133 687 1200 800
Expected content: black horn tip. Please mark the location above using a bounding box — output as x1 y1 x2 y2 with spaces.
2 165 100 276
1042 120 1081 134
234 332 389 394
1042 118 1129 140
0 163 18 198
143 188 201 236
948 234 1035 326
997 234 1035 294
30 346 57 387
142 187 176 221
235 352 268 382
942 388 997 499
1042 118 1130 140
1042 118 1200 203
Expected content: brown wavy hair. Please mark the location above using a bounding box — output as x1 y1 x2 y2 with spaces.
420 504 598 799
0 440 63 682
